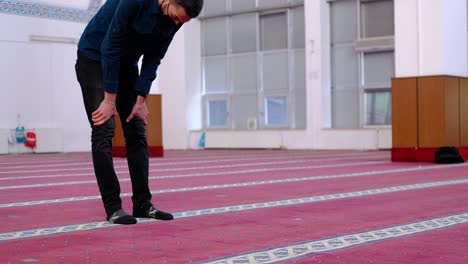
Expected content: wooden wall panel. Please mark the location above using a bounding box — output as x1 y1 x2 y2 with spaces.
444 77 460 146
418 77 443 147
112 95 163 148
392 78 418 148
113 114 125 147
146 95 163 146
461 78 468 146
418 76 459 147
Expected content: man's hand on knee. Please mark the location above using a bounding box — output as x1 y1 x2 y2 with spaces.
126 95 148 125
92 92 116 126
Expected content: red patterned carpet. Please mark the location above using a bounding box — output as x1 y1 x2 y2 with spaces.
0 150 467 264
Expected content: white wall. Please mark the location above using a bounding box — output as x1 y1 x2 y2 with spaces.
395 0 468 77
25 0 90 9
157 20 203 150
0 10 91 152
158 25 189 150
442 0 468 76
0 0 180 153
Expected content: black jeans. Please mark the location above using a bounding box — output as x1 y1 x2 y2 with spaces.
75 50 152 217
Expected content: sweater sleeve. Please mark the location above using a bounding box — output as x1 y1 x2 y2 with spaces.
100 0 140 93
134 34 176 95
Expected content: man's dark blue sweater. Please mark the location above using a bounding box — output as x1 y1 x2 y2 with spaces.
78 0 181 95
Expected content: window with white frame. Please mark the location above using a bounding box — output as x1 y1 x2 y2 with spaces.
265 96 288 126
330 0 394 128
201 0 306 130
208 99 228 127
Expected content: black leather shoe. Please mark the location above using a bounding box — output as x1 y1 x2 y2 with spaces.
133 204 174 220
107 209 137 225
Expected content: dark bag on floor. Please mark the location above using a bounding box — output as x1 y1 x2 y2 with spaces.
434 147 464 164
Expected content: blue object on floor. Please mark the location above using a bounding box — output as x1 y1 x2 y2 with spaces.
198 132 206 148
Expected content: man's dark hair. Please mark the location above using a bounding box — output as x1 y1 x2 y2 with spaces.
175 0 204 18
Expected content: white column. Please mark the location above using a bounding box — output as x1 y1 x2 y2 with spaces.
395 0 467 77
158 20 203 150
158 27 188 149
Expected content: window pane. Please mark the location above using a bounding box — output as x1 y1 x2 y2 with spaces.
232 94 258 129
365 91 391 125
231 14 257 53
331 45 359 87
293 89 306 129
360 0 394 38
208 100 228 127
332 89 360 128
203 0 227 17
204 57 229 93
330 0 358 43
202 18 228 56
262 52 289 91
363 51 394 87
201 1 306 130
231 0 256 12
291 6 305 49
231 54 257 92
292 50 306 91
261 12 288 50
265 96 288 126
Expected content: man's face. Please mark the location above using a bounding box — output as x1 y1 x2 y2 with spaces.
164 0 192 25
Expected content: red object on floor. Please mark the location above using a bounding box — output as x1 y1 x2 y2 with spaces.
24 132 37 148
